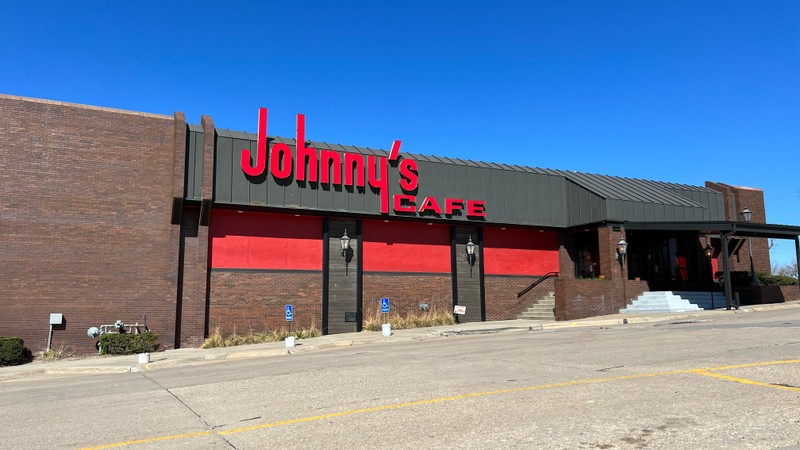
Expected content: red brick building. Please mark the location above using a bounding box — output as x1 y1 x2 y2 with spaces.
2 95 798 354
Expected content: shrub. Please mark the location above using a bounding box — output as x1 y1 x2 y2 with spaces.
0 336 33 366
757 272 798 286
201 326 322 349
99 332 160 355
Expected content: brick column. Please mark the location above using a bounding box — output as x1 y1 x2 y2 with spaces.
706 181 771 274
558 233 575 279
169 112 186 347
598 226 627 281
177 115 214 348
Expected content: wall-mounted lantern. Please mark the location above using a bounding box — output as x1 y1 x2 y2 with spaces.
616 237 628 265
340 229 351 257
466 236 476 277
740 208 758 286
741 207 752 223
704 241 714 259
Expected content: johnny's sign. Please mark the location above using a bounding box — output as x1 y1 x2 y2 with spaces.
240 108 486 218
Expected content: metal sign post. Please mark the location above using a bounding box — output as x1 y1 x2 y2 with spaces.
380 298 391 337
381 297 390 323
285 304 293 334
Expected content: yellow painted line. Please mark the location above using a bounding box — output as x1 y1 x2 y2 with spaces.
82 358 800 449
699 358 800 372
690 370 800 392
220 369 686 435
80 431 212 449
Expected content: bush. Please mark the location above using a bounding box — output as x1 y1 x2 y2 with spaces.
99 332 160 355
0 336 33 366
757 272 798 286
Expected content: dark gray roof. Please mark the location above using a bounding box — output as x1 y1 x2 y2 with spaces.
205 126 728 226
540 169 709 208
212 127 717 206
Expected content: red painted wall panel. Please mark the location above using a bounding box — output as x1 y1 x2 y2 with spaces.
362 221 450 273
209 210 322 270
483 228 559 275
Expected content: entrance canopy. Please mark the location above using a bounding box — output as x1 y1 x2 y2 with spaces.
625 221 800 239
626 220 800 308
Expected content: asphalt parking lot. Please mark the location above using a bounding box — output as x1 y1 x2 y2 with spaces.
1 304 798 449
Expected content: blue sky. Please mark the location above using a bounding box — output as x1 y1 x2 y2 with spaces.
2 1 798 266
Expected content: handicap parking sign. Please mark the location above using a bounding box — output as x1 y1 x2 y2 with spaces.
381 297 390 313
285 304 293 321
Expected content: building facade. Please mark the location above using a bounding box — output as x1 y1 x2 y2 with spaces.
2 95 798 354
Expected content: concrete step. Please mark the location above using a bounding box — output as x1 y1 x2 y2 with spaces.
620 291 701 314
673 291 726 310
517 294 556 321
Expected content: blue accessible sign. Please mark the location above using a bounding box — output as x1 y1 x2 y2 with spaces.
285 304 293 322
381 297 390 314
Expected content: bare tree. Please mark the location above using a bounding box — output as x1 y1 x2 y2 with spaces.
773 259 798 278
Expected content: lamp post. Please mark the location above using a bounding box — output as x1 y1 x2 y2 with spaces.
741 208 758 286
466 236 476 278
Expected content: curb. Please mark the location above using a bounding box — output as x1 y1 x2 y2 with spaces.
2 301 796 381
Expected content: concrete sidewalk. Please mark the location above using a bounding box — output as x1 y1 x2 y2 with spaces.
2 301 797 382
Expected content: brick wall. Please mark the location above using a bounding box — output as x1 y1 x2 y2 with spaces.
554 279 648 321
0 95 180 354
208 270 323 335
484 275 555 320
362 273 452 321
706 182 771 274
175 115 215 348
779 285 800 302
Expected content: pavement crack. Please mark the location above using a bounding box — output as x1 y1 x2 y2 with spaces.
140 372 212 428
597 365 625 372
140 373 237 448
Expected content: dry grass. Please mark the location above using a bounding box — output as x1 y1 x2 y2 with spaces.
36 345 73 362
363 308 455 331
201 326 322 349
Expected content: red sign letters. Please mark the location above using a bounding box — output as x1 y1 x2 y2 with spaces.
241 108 486 218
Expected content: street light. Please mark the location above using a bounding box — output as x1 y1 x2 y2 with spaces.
741 208 758 286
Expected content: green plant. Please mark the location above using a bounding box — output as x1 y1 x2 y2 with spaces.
98 332 160 355
757 272 798 286
0 336 33 366
201 325 322 349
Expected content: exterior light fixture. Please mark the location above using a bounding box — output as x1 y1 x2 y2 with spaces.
616 237 628 263
466 236 476 277
704 242 714 258
741 207 752 223
340 229 350 257
740 208 758 286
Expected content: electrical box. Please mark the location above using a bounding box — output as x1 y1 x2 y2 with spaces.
49 313 63 325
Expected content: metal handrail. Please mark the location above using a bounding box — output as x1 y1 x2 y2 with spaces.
517 272 560 298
